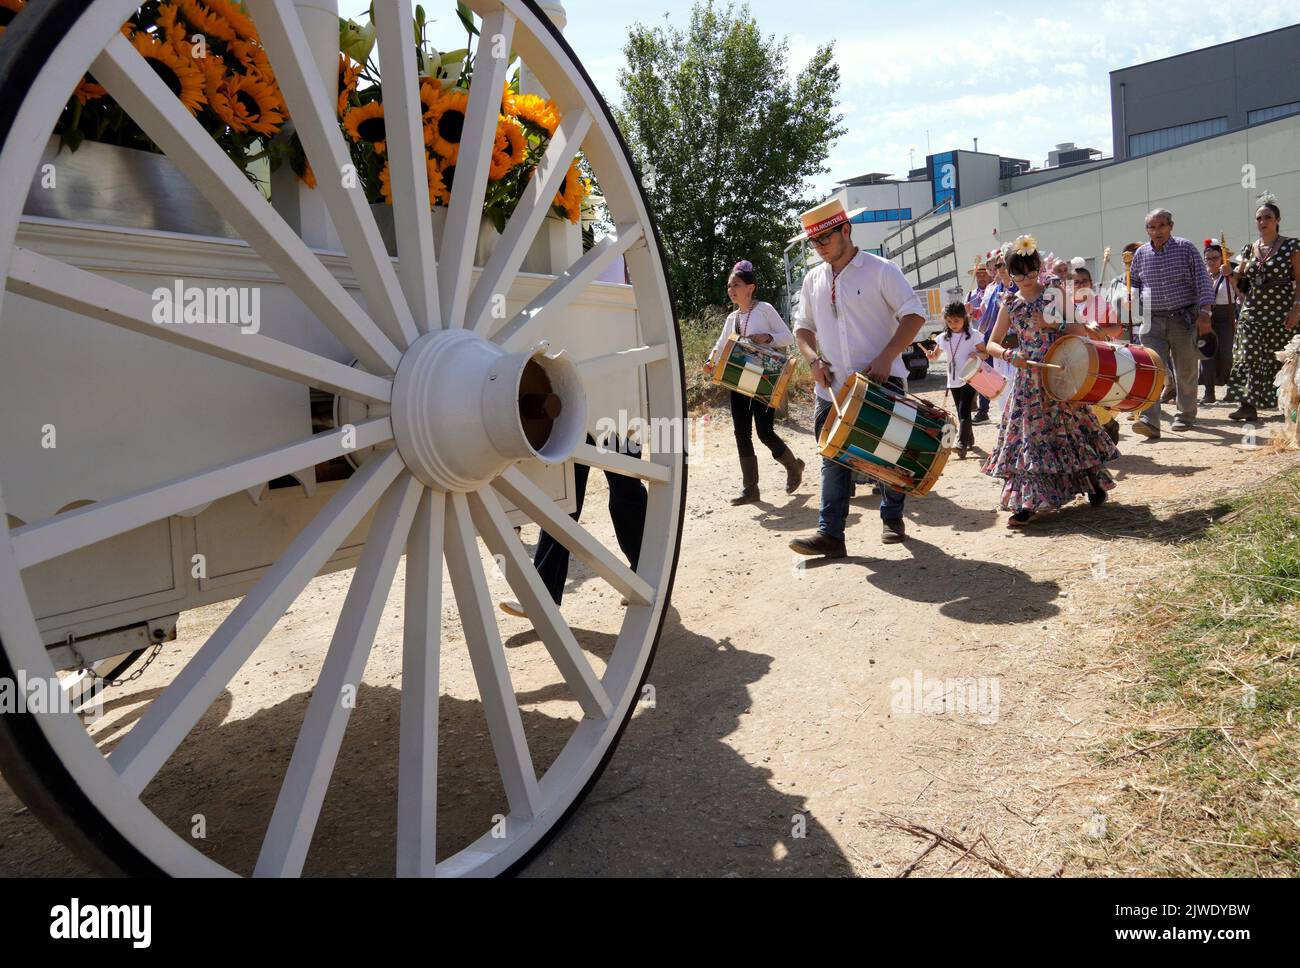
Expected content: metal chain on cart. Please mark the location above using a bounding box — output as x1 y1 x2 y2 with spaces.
66 632 165 688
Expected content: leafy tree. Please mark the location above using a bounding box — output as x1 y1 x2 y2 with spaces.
614 1 843 318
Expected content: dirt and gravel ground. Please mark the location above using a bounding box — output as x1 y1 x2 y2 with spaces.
2 368 1294 877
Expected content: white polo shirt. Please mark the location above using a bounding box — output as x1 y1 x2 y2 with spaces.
795 249 926 402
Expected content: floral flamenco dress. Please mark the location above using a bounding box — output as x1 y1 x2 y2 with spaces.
982 293 1121 512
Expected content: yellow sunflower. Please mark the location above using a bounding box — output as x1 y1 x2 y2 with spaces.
489 115 526 180
432 152 457 206
155 2 188 49
511 93 559 137
210 70 284 135
379 156 446 207
177 0 236 43
0 0 25 37
427 87 468 159
73 78 108 105
553 157 586 224
499 82 516 117
203 0 258 42
338 54 362 116
132 32 206 115
228 38 273 74
343 101 387 153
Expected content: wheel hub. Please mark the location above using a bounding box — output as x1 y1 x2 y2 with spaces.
390 329 587 492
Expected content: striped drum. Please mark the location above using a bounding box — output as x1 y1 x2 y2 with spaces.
710 334 796 408
1041 336 1166 412
818 373 955 496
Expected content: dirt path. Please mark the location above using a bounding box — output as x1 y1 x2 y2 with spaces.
2 371 1293 877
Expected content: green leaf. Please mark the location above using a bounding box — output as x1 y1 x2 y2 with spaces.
415 4 425 25
441 48 469 66
456 2 479 36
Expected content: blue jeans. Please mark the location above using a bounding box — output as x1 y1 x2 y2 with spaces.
814 393 906 541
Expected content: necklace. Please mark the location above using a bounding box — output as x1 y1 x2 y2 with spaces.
1258 236 1281 262
736 302 756 337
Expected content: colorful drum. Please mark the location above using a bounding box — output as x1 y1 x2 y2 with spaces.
710 334 796 408
958 356 1007 401
1041 336 1166 412
818 373 955 496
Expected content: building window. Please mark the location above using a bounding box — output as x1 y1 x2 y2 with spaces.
850 208 913 224
1248 101 1300 125
1128 117 1228 158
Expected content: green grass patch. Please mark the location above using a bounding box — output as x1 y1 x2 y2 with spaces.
1097 469 1300 876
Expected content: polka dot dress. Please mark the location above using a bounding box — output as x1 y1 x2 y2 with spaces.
1227 236 1299 409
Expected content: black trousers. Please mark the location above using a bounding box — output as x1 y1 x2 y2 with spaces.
947 384 976 447
729 391 788 460
1199 304 1235 388
533 435 647 605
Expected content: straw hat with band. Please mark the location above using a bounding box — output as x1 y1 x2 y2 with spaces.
788 199 868 245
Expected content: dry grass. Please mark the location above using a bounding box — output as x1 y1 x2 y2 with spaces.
1082 469 1300 876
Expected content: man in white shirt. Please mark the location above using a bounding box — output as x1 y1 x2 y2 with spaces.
788 200 927 557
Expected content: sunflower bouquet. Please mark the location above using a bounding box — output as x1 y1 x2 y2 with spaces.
43 0 289 177
337 5 592 230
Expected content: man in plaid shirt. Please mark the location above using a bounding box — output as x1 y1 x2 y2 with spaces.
1129 208 1216 438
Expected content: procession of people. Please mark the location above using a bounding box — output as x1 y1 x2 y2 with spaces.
698 191 1298 555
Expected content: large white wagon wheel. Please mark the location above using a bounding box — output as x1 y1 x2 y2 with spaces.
0 0 685 875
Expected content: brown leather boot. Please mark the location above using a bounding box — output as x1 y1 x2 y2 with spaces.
730 453 759 505
775 448 804 493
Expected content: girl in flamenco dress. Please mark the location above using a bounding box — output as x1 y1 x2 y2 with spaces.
982 236 1122 526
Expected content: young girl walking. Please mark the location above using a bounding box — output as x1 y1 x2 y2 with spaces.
982 237 1121 526
705 260 803 505
925 302 982 458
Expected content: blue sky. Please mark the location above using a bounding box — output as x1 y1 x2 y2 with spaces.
342 2 1299 198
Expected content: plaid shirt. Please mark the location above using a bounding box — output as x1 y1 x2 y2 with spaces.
1129 236 1215 314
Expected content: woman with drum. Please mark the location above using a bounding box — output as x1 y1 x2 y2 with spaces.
705 260 804 505
982 236 1121 526
1224 194 1300 423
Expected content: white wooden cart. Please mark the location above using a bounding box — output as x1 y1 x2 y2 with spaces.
0 0 686 875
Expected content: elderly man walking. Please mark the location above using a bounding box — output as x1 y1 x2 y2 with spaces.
1129 209 1216 439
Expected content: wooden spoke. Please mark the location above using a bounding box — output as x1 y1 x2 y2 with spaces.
373 0 441 334
254 474 424 878
106 453 407 796
444 492 541 818
91 34 402 375
468 488 611 719
397 490 446 877
437 9 517 329
571 442 671 485
7 248 393 407
578 344 670 377
492 466 654 606
493 224 645 348
11 420 393 570
464 108 592 335
247 0 420 350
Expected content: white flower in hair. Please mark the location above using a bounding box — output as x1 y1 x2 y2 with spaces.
1013 234 1038 256
999 240 1016 260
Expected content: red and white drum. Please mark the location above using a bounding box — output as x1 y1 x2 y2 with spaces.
958 357 1008 401
1041 336 1166 412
